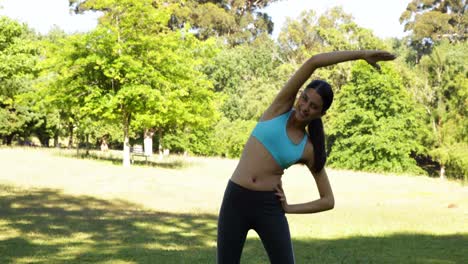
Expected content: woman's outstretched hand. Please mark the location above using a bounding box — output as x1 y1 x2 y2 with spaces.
275 182 289 213
363 51 396 71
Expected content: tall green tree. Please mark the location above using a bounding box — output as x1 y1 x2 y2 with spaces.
399 0 467 62
327 62 429 174
38 31 101 149
417 40 467 179
0 17 39 145
200 34 282 157
65 0 218 165
166 0 277 45
205 34 282 121
400 0 467 43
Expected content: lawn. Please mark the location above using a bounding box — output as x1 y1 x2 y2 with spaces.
0 147 466 263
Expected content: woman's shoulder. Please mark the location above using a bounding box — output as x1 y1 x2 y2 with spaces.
259 106 292 122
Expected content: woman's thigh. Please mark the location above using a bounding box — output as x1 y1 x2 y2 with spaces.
216 182 250 264
254 213 295 264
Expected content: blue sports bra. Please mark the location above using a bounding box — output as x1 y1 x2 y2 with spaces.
251 110 308 169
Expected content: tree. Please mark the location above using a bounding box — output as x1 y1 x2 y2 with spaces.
400 0 467 42
0 17 39 145
166 0 278 45
205 34 282 121
64 0 218 165
327 62 429 174
399 0 467 62
417 40 467 179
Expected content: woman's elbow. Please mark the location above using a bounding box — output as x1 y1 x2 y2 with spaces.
325 197 335 210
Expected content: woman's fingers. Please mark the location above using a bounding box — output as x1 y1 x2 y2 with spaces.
275 186 286 202
370 62 381 71
365 51 396 71
275 187 283 196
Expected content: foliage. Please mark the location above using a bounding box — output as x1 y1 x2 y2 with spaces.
1 3 466 179
0 16 39 144
211 117 256 158
415 40 468 178
278 7 389 93
167 0 277 45
56 0 219 163
327 62 429 174
400 0 467 43
399 0 467 62
204 34 282 121
431 143 468 181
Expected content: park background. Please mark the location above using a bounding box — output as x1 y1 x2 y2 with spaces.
0 0 467 263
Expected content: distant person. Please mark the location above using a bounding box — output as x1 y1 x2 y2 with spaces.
217 50 396 263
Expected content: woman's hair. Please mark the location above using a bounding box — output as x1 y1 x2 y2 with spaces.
305 80 333 172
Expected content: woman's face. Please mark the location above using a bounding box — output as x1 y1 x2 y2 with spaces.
295 88 324 122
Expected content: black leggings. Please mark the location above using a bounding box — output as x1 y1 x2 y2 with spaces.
217 180 295 264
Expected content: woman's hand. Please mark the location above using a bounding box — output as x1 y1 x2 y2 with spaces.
275 182 289 213
363 50 396 71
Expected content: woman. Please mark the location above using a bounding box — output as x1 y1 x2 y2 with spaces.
217 50 396 263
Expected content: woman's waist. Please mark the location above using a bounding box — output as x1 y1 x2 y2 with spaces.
231 168 282 191
223 180 284 214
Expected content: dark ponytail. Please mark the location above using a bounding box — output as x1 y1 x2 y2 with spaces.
307 119 326 172
305 80 333 172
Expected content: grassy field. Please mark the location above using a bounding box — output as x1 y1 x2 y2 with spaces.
0 147 466 264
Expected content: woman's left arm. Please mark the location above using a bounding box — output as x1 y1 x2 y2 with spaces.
275 167 334 214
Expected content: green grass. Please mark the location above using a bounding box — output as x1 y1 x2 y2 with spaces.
0 147 467 263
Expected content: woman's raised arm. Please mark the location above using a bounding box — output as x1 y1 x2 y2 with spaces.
263 50 396 119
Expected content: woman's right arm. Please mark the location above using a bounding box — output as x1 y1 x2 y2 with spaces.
263 50 396 119
275 167 334 214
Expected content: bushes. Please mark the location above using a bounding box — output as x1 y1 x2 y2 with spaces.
431 143 468 181
212 118 256 158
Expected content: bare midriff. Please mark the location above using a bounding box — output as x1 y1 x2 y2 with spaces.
230 136 284 191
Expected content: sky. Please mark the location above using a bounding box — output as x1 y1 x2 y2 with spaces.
263 0 411 39
0 0 100 34
0 0 410 39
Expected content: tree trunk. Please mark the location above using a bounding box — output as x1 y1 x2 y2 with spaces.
85 134 90 156
158 129 163 160
144 128 154 157
440 164 446 180
68 123 74 149
54 131 60 148
5 134 13 146
122 113 131 167
123 135 131 167
39 134 50 147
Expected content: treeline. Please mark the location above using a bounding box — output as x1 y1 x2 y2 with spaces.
0 0 466 180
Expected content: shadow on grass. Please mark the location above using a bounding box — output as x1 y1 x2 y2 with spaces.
0 184 466 264
0 184 217 264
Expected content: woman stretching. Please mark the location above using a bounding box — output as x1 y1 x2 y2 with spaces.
216 50 396 263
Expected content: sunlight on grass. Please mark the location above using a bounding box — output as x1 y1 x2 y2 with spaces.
15 258 43 264
144 242 189 251
0 222 20 240
99 261 137 264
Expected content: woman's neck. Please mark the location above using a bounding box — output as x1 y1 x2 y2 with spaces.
289 109 308 131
